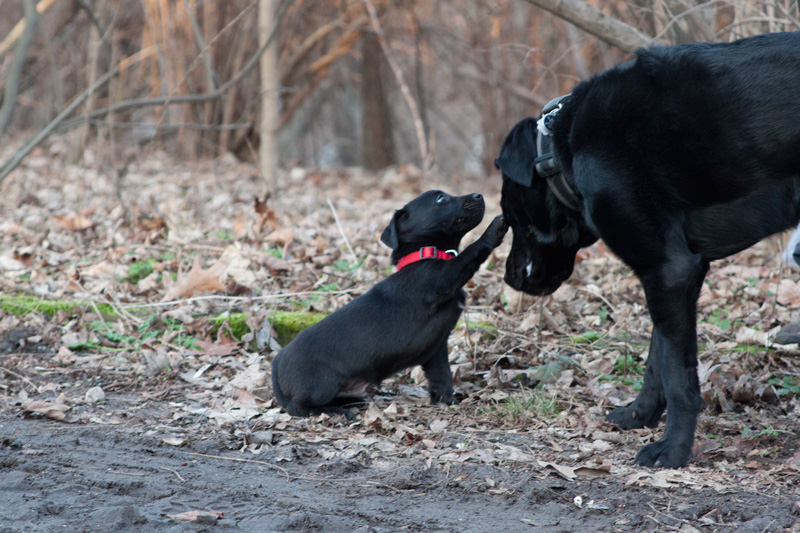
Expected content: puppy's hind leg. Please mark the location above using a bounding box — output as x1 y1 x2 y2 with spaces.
422 342 458 405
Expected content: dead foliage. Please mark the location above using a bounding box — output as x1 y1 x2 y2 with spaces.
1 140 800 507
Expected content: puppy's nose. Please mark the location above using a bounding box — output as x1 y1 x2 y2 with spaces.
472 193 483 200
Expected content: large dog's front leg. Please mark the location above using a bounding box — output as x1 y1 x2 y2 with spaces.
606 333 666 429
629 262 708 468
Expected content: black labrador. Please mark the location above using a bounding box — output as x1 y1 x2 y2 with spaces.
272 190 507 418
495 31 800 468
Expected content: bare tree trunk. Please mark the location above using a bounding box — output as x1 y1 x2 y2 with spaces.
82 0 108 153
259 0 280 193
520 0 653 53
361 31 396 171
0 0 38 134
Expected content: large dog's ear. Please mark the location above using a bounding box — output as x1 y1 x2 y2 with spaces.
380 209 406 249
494 117 538 187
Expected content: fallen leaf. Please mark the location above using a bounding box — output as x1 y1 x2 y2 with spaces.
538 461 576 481
22 394 70 421
194 340 237 357
167 510 223 523
162 255 227 301
430 419 448 433
54 212 94 231
265 228 294 245
735 327 769 346
777 279 800 307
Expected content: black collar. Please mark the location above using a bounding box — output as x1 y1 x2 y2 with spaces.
535 95 582 212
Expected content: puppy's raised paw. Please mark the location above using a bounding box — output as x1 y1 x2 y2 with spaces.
483 215 508 248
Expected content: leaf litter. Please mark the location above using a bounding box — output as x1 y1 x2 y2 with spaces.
0 140 799 529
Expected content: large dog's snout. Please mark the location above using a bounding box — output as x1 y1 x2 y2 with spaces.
504 235 574 296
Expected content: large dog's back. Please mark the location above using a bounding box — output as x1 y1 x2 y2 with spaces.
565 32 800 207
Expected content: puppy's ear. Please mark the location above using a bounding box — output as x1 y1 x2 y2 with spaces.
494 117 537 187
380 209 405 249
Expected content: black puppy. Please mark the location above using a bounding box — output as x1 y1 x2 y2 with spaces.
495 32 800 468
272 190 507 418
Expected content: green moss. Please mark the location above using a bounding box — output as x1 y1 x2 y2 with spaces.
0 294 118 318
270 311 328 346
455 320 498 339
208 313 251 340
207 311 328 345
0 293 336 349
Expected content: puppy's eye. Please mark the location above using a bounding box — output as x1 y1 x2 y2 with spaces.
436 195 447 204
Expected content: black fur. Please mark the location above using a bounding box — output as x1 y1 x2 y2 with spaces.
272 190 507 418
495 32 800 468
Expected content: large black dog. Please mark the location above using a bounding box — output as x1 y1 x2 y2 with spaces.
272 190 507 417
495 31 800 468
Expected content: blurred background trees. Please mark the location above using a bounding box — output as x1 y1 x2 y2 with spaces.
0 0 797 184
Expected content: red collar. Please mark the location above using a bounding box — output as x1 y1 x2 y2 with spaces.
396 247 457 271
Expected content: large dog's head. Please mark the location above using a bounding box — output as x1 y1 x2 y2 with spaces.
381 190 485 261
495 117 597 296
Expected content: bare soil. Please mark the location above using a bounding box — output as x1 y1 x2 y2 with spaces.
1 401 798 532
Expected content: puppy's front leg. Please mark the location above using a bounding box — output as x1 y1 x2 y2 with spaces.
422 341 457 405
438 215 507 297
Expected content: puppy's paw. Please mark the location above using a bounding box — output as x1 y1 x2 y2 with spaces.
483 215 508 248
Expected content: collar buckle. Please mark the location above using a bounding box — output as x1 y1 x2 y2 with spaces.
420 246 437 260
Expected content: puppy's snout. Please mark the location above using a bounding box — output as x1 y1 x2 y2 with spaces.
462 193 485 212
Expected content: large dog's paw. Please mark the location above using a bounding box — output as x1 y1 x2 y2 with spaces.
606 404 663 430
634 438 693 468
430 389 459 406
482 215 508 249
310 406 356 420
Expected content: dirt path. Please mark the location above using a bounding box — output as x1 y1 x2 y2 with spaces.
1 412 797 532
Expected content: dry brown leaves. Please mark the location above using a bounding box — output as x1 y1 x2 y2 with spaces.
2 141 800 498
162 255 228 301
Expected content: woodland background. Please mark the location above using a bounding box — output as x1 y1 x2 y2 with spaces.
0 0 798 186
2 1 800 530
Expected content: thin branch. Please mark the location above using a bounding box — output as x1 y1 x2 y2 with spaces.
520 0 653 53
455 67 547 108
0 0 59 59
0 0 292 184
82 120 252 132
182 0 218 91
0 50 143 183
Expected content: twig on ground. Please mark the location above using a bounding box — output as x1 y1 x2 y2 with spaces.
327 199 358 265
0 366 40 392
160 466 186 482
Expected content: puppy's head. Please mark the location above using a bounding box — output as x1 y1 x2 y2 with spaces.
381 190 485 259
495 118 595 296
